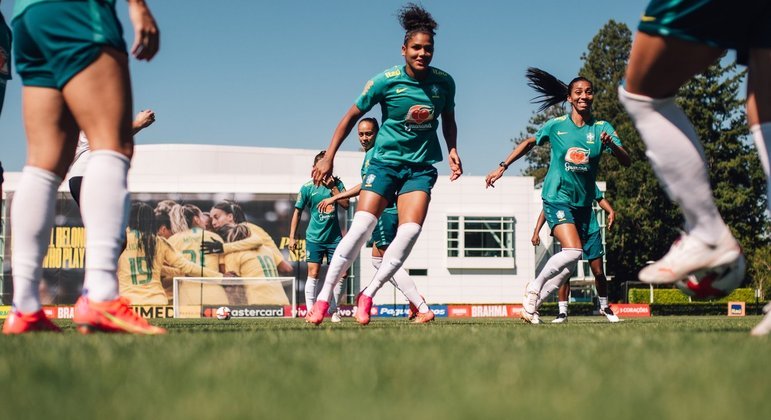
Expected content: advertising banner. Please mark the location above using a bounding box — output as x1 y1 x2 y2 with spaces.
609 303 651 317
727 301 745 317
447 304 523 318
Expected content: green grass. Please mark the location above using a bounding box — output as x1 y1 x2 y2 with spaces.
1 316 769 420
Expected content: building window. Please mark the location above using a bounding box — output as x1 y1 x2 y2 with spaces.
447 216 514 258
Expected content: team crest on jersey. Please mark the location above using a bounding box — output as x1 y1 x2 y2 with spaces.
405 104 434 131
430 85 440 98
364 174 376 187
586 132 595 144
556 210 566 221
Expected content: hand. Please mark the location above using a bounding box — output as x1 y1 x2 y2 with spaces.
485 167 505 188
134 109 156 130
224 271 238 278
317 197 335 212
322 175 337 189
600 131 614 147
288 238 297 251
448 149 463 181
531 233 540 247
312 156 333 186
607 211 615 230
128 0 160 61
201 239 224 254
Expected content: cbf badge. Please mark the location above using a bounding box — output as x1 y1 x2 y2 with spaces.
364 174 376 188
556 210 566 221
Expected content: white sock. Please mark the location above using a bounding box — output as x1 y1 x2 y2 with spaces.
363 223 421 298
328 275 345 314
537 266 573 306
529 248 582 294
618 86 730 245
558 301 569 315
369 255 425 309
10 167 61 313
599 296 608 309
81 151 130 302
304 277 317 308
750 123 771 213
372 256 401 291
316 212 377 302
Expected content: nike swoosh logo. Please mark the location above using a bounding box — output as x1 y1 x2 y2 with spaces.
557 131 568 135
396 88 408 94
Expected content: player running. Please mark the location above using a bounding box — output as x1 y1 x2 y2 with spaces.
486 68 630 323
318 117 433 323
2 0 161 334
307 3 462 325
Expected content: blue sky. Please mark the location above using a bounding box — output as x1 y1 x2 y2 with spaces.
0 0 645 175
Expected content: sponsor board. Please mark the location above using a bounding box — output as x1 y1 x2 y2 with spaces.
372 305 448 318
0 305 11 319
727 301 745 317
133 306 175 319
448 304 523 318
203 305 285 318
609 303 651 317
289 305 354 318
448 305 471 318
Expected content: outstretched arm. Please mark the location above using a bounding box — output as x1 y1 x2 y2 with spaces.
132 109 156 134
601 132 631 167
485 137 536 188
313 105 365 185
318 183 362 212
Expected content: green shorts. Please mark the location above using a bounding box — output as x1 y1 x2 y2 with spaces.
13 0 127 89
638 0 771 64
306 240 339 264
361 159 438 203
367 209 398 248
582 229 604 261
543 201 593 240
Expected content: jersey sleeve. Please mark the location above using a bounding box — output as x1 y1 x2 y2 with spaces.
594 184 604 201
336 179 346 193
444 74 456 113
534 119 555 146
354 71 387 113
294 183 309 210
601 121 623 153
222 234 264 254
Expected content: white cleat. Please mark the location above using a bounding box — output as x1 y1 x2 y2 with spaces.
330 312 342 323
601 307 620 323
551 313 568 324
639 231 742 284
750 303 771 336
521 289 539 324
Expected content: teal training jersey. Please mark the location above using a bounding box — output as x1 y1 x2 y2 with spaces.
362 148 398 215
295 179 345 244
355 65 455 165
536 115 622 208
13 0 117 20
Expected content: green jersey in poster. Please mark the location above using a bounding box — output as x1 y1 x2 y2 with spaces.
355 65 455 166
535 115 621 208
295 179 346 244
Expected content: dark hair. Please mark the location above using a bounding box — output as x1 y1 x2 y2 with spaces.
314 151 326 165
398 3 437 44
155 211 172 232
128 202 157 275
213 200 247 224
526 67 593 112
358 117 380 132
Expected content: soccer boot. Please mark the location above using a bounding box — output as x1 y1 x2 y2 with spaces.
639 231 742 284
750 302 771 337
601 306 620 323
411 310 435 324
2 309 62 334
330 311 342 323
73 296 166 335
551 313 568 324
355 293 373 325
521 287 539 323
306 300 330 325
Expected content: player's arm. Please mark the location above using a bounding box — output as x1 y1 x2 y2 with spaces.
597 197 616 230
162 241 221 277
485 137 537 188
288 208 303 252
600 131 631 167
314 105 366 185
222 234 263 254
132 109 156 134
318 183 361 212
532 210 546 246
328 178 349 209
442 110 463 181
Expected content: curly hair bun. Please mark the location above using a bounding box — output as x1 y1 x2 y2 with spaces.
398 3 437 38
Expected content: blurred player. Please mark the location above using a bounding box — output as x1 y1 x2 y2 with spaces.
289 151 349 322
2 0 161 334
486 68 630 324
67 109 156 206
532 185 619 323
308 4 462 326
318 117 433 323
0 1 10 117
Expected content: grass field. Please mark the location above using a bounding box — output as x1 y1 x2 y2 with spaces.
1 316 769 420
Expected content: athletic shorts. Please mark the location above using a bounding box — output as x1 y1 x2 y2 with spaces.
367 210 398 248
582 229 604 261
361 158 438 203
13 0 127 89
638 0 771 64
543 201 593 240
306 241 339 264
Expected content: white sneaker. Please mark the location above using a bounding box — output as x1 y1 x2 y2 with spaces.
551 313 568 323
331 312 342 323
600 307 620 323
639 231 742 284
750 302 771 336
521 289 539 323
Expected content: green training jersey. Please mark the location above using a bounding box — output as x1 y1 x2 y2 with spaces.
295 179 346 244
13 0 116 20
535 115 621 208
361 147 397 215
355 65 455 166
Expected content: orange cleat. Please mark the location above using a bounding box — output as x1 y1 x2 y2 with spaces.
407 295 426 320
2 309 62 334
73 296 166 335
306 300 329 325
411 310 435 324
355 293 373 325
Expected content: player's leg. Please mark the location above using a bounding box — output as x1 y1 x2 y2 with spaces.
552 280 570 324
746 48 771 214
590 258 619 323
326 244 346 322
305 259 321 310
619 33 740 284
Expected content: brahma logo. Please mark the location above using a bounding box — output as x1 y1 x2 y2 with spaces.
565 147 589 165
405 105 434 126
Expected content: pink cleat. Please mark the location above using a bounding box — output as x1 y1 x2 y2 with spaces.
355 293 373 325
2 309 62 334
306 300 329 325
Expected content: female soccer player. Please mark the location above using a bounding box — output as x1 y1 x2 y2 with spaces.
617 1 769 336
307 4 462 325
206 200 282 261
2 0 161 334
168 203 225 274
532 186 619 323
485 68 630 323
289 151 348 320
318 117 433 323
119 202 221 306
